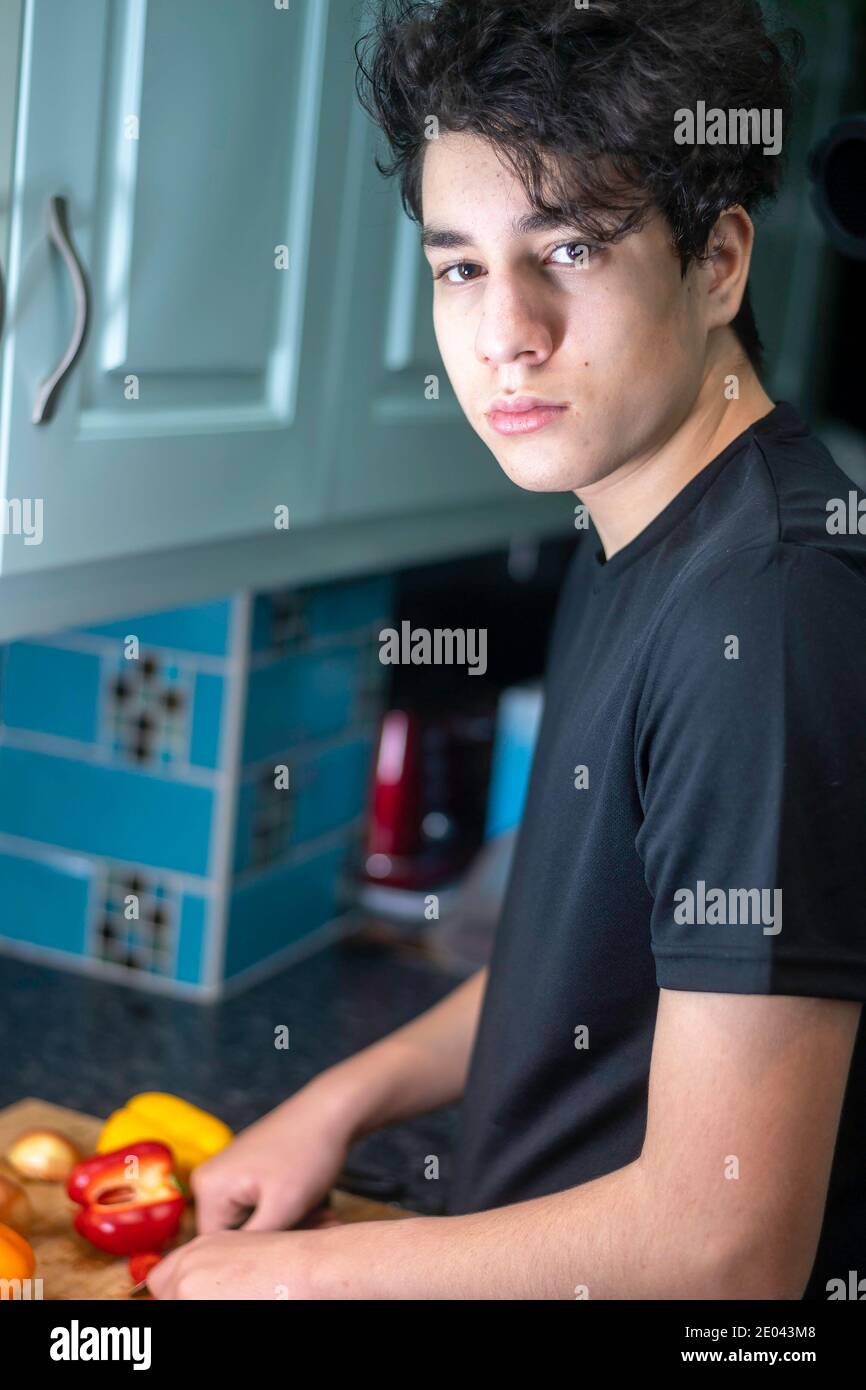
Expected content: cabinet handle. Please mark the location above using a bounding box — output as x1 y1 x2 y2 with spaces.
32 195 90 425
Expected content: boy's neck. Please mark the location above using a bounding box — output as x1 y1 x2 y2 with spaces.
578 357 776 561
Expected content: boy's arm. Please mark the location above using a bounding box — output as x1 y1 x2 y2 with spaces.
323 988 861 1299
314 967 489 1141
189 967 488 1237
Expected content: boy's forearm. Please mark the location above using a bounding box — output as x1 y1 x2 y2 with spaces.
310 968 488 1142
321 1156 765 1301
315 1160 643 1300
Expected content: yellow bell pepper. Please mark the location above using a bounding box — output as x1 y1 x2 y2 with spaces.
96 1093 232 1183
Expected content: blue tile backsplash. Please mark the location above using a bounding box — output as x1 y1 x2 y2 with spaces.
84 600 234 657
189 673 226 770
241 647 361 762
0 575 394 998
0 747 215 875
225 842 349 981
0 849 91 954
3 644 101 743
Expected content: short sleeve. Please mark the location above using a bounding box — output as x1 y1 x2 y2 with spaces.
634 542 866 1000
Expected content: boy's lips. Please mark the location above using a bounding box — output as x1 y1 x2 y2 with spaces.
486 397 568 436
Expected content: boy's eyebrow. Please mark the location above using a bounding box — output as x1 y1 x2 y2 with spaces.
420 209 575 250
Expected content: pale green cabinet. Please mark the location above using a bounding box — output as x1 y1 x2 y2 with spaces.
0 0 344 576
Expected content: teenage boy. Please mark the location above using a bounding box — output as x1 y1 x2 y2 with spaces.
150 1 866 1300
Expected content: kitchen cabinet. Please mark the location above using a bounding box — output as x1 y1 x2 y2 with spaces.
0 0 345 576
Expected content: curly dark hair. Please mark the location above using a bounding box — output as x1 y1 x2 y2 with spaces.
355 0 806 377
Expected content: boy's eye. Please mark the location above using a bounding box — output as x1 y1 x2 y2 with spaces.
548 241 596 266
435 261 483 285
434 243 600 283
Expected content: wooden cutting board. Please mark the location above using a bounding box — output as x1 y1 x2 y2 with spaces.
0 1098 408 1300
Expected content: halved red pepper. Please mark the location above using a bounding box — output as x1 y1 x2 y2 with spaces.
66 1141 184 1256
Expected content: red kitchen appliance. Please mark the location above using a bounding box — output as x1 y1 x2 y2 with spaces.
357 704 494 913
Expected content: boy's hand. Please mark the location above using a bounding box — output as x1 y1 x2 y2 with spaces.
191 1083 353 1235
145 1221 414 1300
145 1229 317 1300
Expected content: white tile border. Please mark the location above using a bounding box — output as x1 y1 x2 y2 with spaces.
202 593 253 991
0 932 217 1002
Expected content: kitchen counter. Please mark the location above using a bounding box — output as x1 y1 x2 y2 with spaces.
0 934 464 1215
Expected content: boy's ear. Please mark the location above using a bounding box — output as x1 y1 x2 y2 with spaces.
704 206 755 330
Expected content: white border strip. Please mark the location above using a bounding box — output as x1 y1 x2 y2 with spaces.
0 932 217 1002
203 592 253 991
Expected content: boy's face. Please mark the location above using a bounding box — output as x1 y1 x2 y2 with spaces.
421 132 712 493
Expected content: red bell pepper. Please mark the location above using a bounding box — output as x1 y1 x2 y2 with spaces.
128 1251 163 1285
66 1141 184 1256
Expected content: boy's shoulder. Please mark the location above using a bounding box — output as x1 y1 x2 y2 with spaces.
646 408 866 681
755 408 866 570
674 405 866 611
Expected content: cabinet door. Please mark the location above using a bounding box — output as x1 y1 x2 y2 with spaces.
322 7 517 521
0 0 343 576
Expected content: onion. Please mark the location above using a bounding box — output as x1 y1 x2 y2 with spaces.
0 1172 33 1232
6 1129 81 1182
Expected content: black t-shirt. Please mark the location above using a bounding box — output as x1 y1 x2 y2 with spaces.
447 401 866 1301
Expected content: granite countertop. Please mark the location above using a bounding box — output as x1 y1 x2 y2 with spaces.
0 932 464 1215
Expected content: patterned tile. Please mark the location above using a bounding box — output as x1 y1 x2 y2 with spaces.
249 764 296 868
105 652 191 766
250 576 395 656
355 636 390 723
92 866 178 976
269 591 310 652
